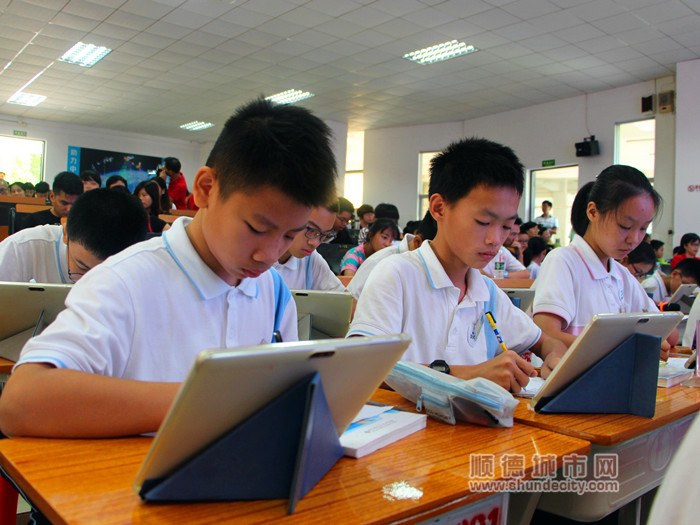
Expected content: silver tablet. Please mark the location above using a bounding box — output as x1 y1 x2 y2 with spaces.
501 288 535 311
668 283 697 314
133 334 411 492
290 289 353 338
531 311 683 409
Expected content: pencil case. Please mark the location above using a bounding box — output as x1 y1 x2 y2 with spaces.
384 361 518 428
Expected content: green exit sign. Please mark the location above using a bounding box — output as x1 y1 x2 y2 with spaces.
13 130 27 137
542 159 555 167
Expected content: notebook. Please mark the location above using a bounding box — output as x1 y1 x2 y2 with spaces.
133 334 411 493
0 281 72 361
290 289 353 338
530 311 683 408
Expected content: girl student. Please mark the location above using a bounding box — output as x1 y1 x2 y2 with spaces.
523 235 548 279
532 165 677 358
339 218 399 276
273 203 346 291
134 180 170 234
670 232 700 269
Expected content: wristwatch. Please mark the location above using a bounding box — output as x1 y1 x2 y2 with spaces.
429 359 450 374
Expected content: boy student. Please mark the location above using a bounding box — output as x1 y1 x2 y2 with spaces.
348 138 565 393
21 171 83 230
273 201 345 291
0 189 147 284
160 156 188 209
642 258 700 303
329 196 356 245
0 99 337 438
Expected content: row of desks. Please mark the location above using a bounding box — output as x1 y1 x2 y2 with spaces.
0 384 698 524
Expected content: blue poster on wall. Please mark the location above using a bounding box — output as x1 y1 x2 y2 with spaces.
67 146 163 192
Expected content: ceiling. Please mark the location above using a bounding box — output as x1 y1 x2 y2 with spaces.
0 0 699 143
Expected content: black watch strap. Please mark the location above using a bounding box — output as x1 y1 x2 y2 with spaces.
429 359 450 374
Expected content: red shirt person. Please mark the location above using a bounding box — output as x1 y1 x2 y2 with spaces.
160 157 188 210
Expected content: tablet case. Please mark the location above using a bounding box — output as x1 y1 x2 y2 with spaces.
533 333 660 418
139 371 343 513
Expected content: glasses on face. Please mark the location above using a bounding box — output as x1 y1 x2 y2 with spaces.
66 243 90 283
336 215 350 225
305 225 336 243
630 263 653 279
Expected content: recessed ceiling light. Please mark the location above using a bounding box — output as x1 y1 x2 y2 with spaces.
8 91 46 106
180 121 214 131
265 90 314 105
59 42 111 67
403 40 478 65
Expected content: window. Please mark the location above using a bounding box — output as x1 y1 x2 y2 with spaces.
344 131 364 208
615 119 655 179
418 151 438 219
0 135 45 183
530 165 579 246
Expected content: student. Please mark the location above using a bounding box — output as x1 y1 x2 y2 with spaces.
80 170 101 191
160 157 188 209
134 180 169 234
329 196 356 245
22 171 83 229
0 188 147 284
537 225 551 244
520 221 538 237
152 175 173 211
524 236 548 279
0 179 8 195
374 202 400 224
22 182 35 197
532 165 675 358
273 203 345 291
348 138 565 392
482 245 530 279
348 211 437 300
642 258 700 304
34 181 50 203
9 182 25 196
534 199 558 235
650 239 665 262
505 217 524 263
356 203 374 244
619 242 656 282
670 233 700 269
0 98 337 438
105 174 127 189
339 218 399 276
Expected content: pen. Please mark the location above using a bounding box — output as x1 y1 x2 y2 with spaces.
485 311 510 355
272 330 283 343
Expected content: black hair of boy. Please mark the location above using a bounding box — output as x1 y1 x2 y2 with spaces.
34 181 49 194
23 182 34 192
164 157 181 173
105 175 128 188
429 137 524 202
520 221 537 234
675 258 700 285
109 184 130 195
542 199 553 207
416 210 437 241
80 170 101 187
571 165 662 237
52 171 83 196
66 188 148 260
374 203 399 222
627 242 656 266
205 98 336 207
524 236 547 267
356 203 373 218
650 239 664 252
367 217 399 241
337 196 354 216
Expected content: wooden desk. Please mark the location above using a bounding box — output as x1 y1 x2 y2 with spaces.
493 279 533 289
0 390 590 525
0 359 13 375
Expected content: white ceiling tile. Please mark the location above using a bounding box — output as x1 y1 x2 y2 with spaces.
4 1 58 22
276 7 333 28
467 8 522 31
147 20 193 38
38 24 85 41
304 0 361 17
401 7 455 28
105 11 157 31
181 30 228 48
577 35 627 54
564 0 626 22
161 8 213 29
541 44 588 61
592 13 649 34
674 29 700 48
520 33 569 52
1 14 48 32
63 0 116 21
488 42 533 59
315 18 366 38
433 0 493 18
236 29 285 47
240 0 298 18
501 0 561 20
51 12 101 31
91 22 139 40
432 19 484 40
256 18 307 39
494 21 548 41
615 27 666 45
180 0 236 18
117 42 160 58
656 15 700 36
119 0 173 19
198 19 249 38
218 7 269 28
553 23 606 44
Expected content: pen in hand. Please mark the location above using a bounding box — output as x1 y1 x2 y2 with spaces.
485 311 509 354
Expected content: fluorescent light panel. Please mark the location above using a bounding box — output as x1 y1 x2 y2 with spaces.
59 42 111 67
8 91 46 106
403 40 478 65
266 89 314 105
180 121 214 131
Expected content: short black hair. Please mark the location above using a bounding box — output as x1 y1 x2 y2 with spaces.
80 170 101 187
571 165 661 237
34 181 49 193
524 236 548 266
520 221 537 234
66 188 147 260
22 182 34 191
336 196 354 216
356 204 374 217
650 240 664 251
675 258 700 284
626 242 656 266
374 203 399 221
429 137 524 203
205 98 337 207
164 157 181 173
52 172 83 196
542 200 553 207
105 175 128 188
416 210 437 241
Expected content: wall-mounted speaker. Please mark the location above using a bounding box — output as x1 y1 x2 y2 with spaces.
658 91 674 113
575 136 600 157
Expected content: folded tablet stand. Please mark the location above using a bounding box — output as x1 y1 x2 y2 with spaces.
139 371 344 513
534 333 660 418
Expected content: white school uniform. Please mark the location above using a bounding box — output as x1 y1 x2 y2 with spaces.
527 261 540 279
17 217 298 382
348 241 541 365
682 297 700 347
483 246 526 277
533 235 658 336
641 271 669 303
0 224 70 284
347 234 414 299
272 250 345 291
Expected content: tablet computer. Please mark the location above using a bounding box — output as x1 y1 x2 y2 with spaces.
531 311 683 410
133 334 411 493
668 283 697 314
290 289 353 339
0 281 72 361
501 288 535 311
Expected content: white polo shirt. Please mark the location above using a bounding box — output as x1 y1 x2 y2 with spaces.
535 215 558 229
347 234 414 299
483 246 527 276
348 241 541 365
273 250 345 292
0 224 70 283
533 235 658 336
17 217 298 382
642 271 668 303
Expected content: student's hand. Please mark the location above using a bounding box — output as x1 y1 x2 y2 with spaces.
538 337 567 378
451 352 537 394
660 340 671 361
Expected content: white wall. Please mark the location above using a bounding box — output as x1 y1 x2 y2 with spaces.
364 78 677 246
674 58 700 247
